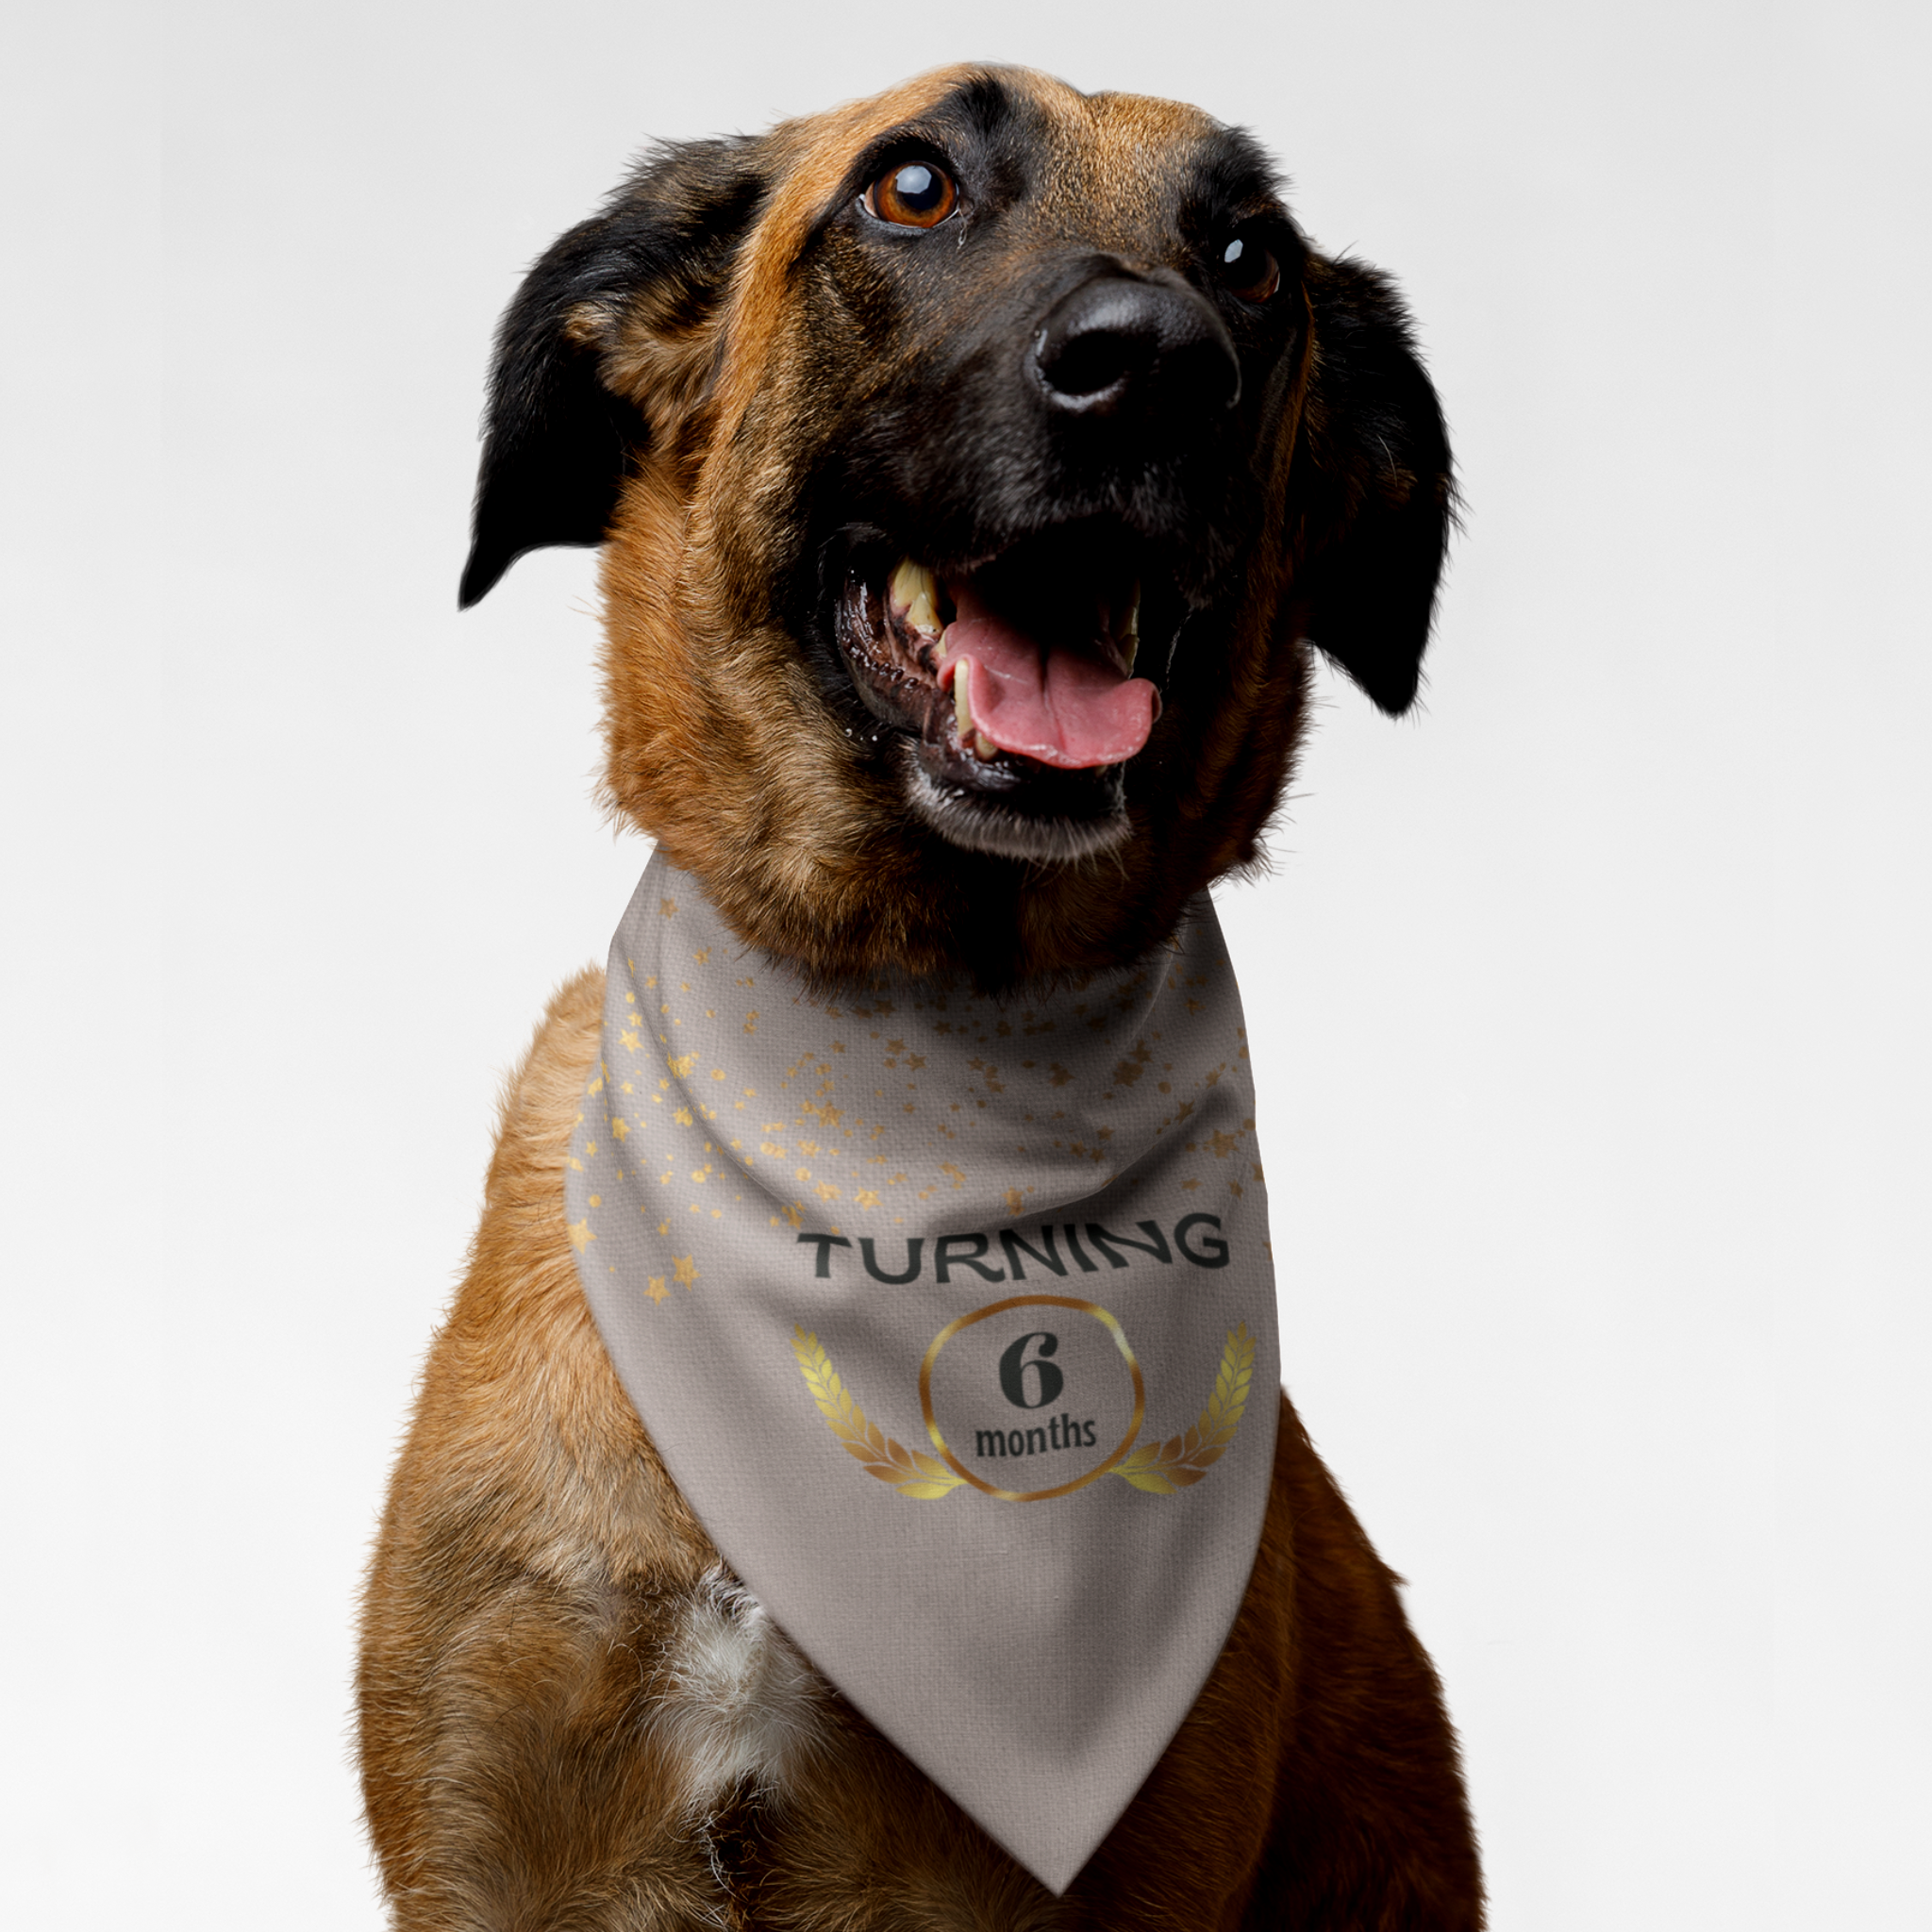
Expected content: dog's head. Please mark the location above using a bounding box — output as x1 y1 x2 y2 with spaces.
461 66 1451 984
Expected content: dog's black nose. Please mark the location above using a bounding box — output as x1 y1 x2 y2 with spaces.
1032 275 1241 421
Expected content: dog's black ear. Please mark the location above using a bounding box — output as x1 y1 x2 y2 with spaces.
1291 257 1455 715
458 138 768 608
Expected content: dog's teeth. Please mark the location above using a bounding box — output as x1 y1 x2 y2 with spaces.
950 660 998 758
889 558 941 636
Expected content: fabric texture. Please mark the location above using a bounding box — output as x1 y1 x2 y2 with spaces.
565 853 1280 1891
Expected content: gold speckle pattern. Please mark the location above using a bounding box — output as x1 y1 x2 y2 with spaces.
570 880 1261 1266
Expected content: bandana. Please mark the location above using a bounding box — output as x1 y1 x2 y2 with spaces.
564 854 1279 1892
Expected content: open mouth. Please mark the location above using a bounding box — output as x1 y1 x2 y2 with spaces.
831 522 1183 861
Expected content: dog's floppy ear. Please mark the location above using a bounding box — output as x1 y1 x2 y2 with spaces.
1290 257 1455 715
458 138 768 608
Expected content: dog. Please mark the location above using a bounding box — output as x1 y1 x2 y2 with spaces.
359 64 1480 1929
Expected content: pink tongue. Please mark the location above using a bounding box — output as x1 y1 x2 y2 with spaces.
938 609 1158 771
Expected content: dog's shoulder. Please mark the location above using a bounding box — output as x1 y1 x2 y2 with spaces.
482 964 607 1217
375 965 716 1591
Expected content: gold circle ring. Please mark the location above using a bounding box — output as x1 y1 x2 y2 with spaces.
918 1295 1144 1502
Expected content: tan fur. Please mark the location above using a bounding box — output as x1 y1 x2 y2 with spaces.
363 67 1480 1929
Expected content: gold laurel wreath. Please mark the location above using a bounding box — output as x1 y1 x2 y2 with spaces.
1108 1323 1256 1493
790 1328 966 1498
791 1321 1256 1501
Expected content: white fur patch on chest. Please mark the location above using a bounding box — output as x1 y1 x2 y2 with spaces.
649 1568 826 1814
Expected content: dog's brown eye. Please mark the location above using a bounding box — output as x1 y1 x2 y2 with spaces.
1218 234 1280 302
866 160 957 228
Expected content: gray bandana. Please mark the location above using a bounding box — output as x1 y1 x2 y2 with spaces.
565 854 1279 1891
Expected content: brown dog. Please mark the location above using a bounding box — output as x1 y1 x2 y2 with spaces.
359 64 1480 1929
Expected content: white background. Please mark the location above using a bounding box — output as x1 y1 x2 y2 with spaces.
4 2 1927 1926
